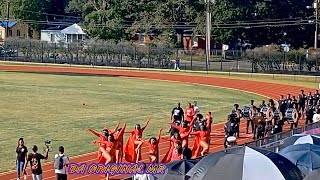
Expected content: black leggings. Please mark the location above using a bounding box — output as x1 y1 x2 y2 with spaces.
290 122 298 129
246 120 254 133
305 118 313 125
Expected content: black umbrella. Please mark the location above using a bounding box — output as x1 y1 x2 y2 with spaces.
186 146 304 180
155 159 199 180
279 134 320 149
303 169 320 180
279 143 320 176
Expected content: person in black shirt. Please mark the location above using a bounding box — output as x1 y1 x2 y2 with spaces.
16 138 28 180
224 115 236 148
307 92 314 106
259 100 266 109
279 95 287 115
314 90 320 102
298 90 307 111
305 104 315 125
24 145 49 180
171 102 184 123
286 94 293 109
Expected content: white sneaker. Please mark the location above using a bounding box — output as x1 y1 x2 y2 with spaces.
24 175 27 180
17 178 20 180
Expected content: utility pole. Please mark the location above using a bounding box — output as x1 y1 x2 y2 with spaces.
6 0 10 39
205 0 213 72
315 0 319 49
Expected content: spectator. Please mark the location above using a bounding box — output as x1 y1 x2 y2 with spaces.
183 147 192 160
174 57 180 71
16 138 28 180
24 145 49 180
171 102 184 123
54 146 69 180
133 163 156 180
312 109 320 123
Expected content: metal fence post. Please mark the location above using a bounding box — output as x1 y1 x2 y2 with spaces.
41 42 44 63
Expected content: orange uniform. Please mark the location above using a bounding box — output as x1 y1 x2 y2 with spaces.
185 107 195 122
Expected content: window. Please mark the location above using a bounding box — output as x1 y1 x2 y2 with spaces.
0 31 2 37
50 34 55 42
66 34 71 42
78 34 83 41
17 30 20 37
9 30 12 37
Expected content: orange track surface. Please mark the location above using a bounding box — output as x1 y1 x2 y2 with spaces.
0 64 315 180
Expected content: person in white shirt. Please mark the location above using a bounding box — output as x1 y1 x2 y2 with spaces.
193 101 199 115
133 163 156 180
54 146 69 180
312 109 320 123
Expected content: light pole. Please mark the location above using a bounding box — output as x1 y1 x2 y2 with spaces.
315 0 318 49
205 0 214 72
309 0 319 49
6 0 10 39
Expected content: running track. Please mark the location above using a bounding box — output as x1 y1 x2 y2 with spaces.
0 64 315 180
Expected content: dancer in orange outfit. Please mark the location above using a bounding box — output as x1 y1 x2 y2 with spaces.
171 141 183 161
185 102 195 124
105 122 126 163
86 125 114 164
205 112 213 144
124 118 151 163
191 124 209 158
143 128 162 163
161 132 182 163
167 117 195 149
104 122 120 135
93 133 118 180
109 122 126 163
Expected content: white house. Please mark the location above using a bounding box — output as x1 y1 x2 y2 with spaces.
41 23 86 43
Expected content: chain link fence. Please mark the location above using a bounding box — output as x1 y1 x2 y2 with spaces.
1 38 320 75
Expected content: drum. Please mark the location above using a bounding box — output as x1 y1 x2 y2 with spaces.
284 108 294 123
274 109 280 119
243 106 251 118
261 106 269 117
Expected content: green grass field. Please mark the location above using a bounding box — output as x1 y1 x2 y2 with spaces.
0 70 266 172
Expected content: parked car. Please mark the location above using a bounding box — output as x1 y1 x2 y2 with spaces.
0 46 18 57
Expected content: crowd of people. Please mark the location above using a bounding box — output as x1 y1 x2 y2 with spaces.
16 90 320 180
15 138 69 180
224 89 320 148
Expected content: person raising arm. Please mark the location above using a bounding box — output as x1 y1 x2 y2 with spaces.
143 128 162 163
124 118 151 163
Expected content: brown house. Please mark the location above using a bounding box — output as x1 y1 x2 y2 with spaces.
0 21 39 41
